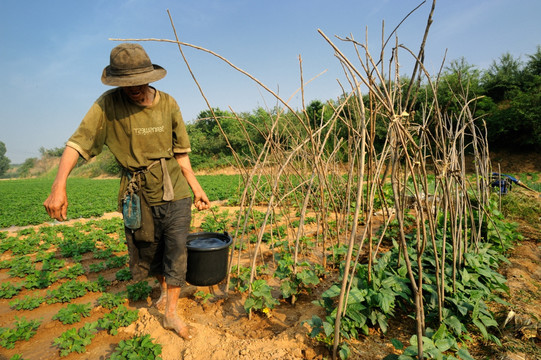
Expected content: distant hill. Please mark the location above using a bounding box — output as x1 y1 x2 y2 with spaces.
5 148 538 181
5 148 121 180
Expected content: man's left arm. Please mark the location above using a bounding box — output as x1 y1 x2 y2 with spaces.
175 153 210 210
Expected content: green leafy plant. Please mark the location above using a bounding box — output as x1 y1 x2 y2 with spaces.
97 292 126 309
309 250 410 353
106 254 129 269
56 263 85 279
194 290 214 304
304 315 351 360
57 236 95 258
109 334 162 360
229 264 269 293
229 265 251 293
98 305 139 335
9 234 41 255
0 283 22 299
9 354 27 360
274 252 321 304
46 280 88 303
53 321 99 356
88 262 107 273
0 258 12 269
102 236 128 253
7 256 35 278
418 217 510 345
126 281 152 301
9 295 45 311
93 248 114 259
0 317 41 349
41 256 65 272
84 280 103 293
387 325 475 360
94 274 112 292
326 243 357 269
115 268 133 281
23 271 57 289
200 207 229 232
53 303 92 324
244 279 279 317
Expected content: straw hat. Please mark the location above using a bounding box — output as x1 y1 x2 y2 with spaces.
101 43 166 86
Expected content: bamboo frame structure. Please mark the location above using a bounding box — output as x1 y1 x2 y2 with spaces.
113 2 495 358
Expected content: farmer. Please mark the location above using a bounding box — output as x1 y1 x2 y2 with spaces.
43 43 209 340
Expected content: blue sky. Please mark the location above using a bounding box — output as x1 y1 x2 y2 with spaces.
1 0 540 163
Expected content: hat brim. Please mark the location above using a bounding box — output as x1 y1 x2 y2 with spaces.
101 64 167 86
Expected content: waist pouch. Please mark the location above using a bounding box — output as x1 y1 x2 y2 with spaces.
122 165 158 243
123 192 141 230
123 186 155 242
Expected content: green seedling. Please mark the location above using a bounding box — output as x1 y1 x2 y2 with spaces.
194 290 214 304
109 334 162 360
53 303 92 325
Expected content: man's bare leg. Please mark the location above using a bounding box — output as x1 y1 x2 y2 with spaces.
155 275 167 311
162 284 194 340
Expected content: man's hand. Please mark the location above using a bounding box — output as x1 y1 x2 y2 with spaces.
43 188 69 221
43 146 80 221
194 190 210 211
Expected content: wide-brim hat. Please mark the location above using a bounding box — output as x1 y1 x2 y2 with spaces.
101 43 166 86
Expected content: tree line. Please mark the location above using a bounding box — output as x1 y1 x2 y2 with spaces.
187 46 541 169
2 45 539 177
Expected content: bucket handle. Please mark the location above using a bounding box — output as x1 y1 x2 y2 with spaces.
209 206 227 233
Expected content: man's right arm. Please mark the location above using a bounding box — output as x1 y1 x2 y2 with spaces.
43 146 80 221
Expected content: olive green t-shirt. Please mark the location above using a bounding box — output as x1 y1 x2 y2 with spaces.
67 87 192 206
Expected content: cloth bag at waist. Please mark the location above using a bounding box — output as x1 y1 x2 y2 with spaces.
120 158 176 243
118 158 177 212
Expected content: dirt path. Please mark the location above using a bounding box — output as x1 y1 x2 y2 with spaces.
1 207 540 359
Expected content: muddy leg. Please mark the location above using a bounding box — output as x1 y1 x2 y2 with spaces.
162 284 194 340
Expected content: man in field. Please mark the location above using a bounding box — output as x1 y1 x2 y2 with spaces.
43 43 209 340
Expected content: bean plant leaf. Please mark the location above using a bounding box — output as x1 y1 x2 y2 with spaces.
434 337 454 352
378 290 395 314
323 321 334 337
376 312 388 333
322 284 341 299
479 314 498 329
457 348 475 360
444 316 464 336
472 319 488 338
297 269 319 286
390 338 404 350
280 280 297 299
338 343 350 360
346 287 366 305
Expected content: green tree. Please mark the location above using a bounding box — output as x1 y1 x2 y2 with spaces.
482 52 523 102
0 142 10 176
39 146 64 158
18 158 36 178
306 100 326 130
480 48 541 150
508 46 541 149
524 45 541 78
187 108 241 169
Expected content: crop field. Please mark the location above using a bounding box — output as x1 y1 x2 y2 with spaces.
0 176 242 228
0 175 246 359
0 174 538 359
0 173 540 360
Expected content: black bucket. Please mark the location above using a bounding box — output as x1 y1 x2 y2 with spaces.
186 232 232 286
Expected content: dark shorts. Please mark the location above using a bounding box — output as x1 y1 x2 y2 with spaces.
125 197 192 287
